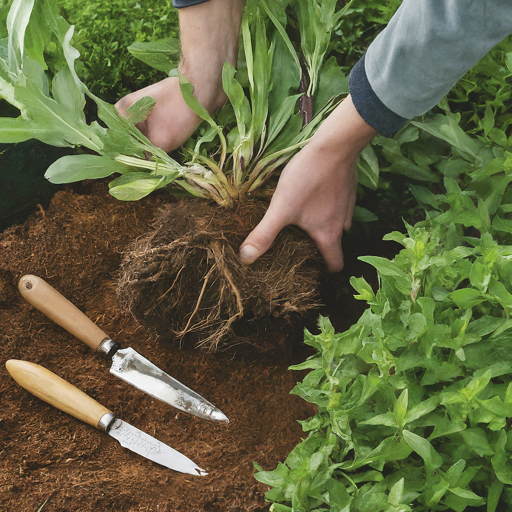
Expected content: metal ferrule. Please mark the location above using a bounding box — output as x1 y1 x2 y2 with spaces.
97 412 117 432
96 338 120 358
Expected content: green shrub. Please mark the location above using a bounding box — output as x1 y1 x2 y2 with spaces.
255 104 512 512
60 0 179 102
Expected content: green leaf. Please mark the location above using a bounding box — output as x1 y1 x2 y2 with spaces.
402 429 443 473
108 171 179 201
358 144 380 189
260 0 300 73
254 461 289 487
353 206 378 222
479 396 512 418
405 396 440 424
360 412 397 428
267 23 300 115
482 104 495 136
449 487 484 502
125 96 156 124
426 478 449 507
388 478 405 507
45 154 129 183
428 415 466 440
265 93 301 149
445 459 466 487
461 428 494 457
492 431 512 484
313 56 347 113
465 369 493 399
359 256 406 278
0 117 49 143
488 279 512 313
174 69 217 127
350 276 375 301
127 38 180 74
487 478 504 512
6 0 35 77
450 288 486 309
413 113 481 160
406 313 427 342
223 62 251 135
394 389 408 429
469 261 491 292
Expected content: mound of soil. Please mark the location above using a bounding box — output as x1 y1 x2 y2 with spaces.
117 199 323 351
0 181 330 512
0 178 393 511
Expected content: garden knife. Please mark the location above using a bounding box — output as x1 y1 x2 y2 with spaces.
6 359 208 476
18 275 228 424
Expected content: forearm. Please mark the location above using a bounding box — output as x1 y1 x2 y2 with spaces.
351 0 512 135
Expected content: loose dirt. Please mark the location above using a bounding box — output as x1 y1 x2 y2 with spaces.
0 181 379 512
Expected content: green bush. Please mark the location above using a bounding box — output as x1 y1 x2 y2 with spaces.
60 0 179 102
255 88 512 512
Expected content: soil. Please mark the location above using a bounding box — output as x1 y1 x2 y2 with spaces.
0 180 391 512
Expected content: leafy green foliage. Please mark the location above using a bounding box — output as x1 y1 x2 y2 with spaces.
256 223 512 510
0 0 180 102
59 0 179 102
255 49 512 511
0 0 184 201
0 0 351 204
333 0 401 70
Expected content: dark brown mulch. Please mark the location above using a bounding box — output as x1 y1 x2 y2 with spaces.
0 182 324 512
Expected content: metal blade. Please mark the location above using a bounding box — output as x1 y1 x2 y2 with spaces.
108 418 207 476
110 347 229 423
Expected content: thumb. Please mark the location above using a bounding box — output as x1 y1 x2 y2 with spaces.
240 211 286 264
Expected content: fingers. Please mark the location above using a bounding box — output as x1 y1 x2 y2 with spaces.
344 191 357 232
241 216 346 273
311 232 345 273
240 203 347 273
239 209 287 264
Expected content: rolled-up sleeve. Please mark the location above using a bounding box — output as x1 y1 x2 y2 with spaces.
173 0 210 8
350 0 512 135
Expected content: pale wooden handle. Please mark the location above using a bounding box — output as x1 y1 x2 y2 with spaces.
19 275 109 351
6 360 111 429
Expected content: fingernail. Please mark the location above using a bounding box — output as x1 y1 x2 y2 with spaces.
240 244 258 264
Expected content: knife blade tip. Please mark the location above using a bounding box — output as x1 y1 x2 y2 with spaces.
209 409 230 424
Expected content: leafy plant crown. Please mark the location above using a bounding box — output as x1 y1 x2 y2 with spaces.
0 0 351 206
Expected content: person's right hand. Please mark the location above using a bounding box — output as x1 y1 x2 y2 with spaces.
240 95 377 273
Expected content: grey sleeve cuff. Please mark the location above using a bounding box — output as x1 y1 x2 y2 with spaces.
365 0 512 119
349 55 407 137
173 0 209 8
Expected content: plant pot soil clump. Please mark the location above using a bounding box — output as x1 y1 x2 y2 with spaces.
117 199 323 351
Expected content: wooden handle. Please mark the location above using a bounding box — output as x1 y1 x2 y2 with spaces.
19 275 109 351
6 360 111 429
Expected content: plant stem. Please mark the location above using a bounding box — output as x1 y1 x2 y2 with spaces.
115 154 184 176
241 138 311 195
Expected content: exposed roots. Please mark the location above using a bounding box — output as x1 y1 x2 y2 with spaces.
117 199 323 350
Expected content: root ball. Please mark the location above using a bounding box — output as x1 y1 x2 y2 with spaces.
117 199 323 350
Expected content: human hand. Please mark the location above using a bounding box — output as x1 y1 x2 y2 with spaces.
239 95 377 273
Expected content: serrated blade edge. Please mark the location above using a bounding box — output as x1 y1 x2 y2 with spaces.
108 418 207 476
